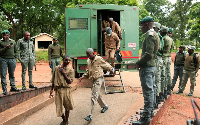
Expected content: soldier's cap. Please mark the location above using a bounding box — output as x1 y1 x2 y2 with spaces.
140 16 154 24
1 30 10 34
53 37 58 40
153 22 161 29
168 28 173 33
188 46 195 50
160 26 169 33
179 45 185 50
106 27 112 35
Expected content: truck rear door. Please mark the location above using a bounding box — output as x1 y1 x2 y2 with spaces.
65 8 91 57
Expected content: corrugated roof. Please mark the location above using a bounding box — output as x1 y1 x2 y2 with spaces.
31 33 54 39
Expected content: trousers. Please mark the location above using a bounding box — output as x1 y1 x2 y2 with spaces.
89 77 107 116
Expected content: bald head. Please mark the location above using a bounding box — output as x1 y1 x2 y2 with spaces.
86 48 94 53
86 48 95 60
24 31 30 41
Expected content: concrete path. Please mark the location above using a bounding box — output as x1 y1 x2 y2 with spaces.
17 87 142 125
15 60 200 125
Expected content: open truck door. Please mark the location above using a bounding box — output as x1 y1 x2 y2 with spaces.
65 8 91 77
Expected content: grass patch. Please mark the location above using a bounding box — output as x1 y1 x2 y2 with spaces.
171 105 176 109
35 50 48 63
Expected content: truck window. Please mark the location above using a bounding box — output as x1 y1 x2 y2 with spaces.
68 18 88 30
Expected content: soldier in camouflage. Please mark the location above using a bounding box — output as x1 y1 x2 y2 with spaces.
160 26 174 98
0 30 20 95
153 22 163 108
17 31 37 90
132 16 159 125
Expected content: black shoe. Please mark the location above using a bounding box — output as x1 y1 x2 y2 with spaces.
3 91 7 95
10 87 20 92
175 90 183 94
188 93 193 96
84 115 92 121
22 86 26 90
132 116 150 125
167 90 171 95
29 84 37 89
154 104 158 109
101 105 109 113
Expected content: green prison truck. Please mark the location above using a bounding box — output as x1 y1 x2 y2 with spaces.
65 4 139 78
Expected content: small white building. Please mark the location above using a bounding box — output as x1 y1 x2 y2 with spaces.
32 33 53 51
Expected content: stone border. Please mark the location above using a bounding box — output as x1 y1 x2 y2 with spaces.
0 84 52 113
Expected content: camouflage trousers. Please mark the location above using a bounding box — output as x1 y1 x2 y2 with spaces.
165 57 172 90
155 56 163 96
161 57 171 92
139 67 156 118
89 77 107 116
161 57 166 93
179 70 196 94
51 58 61 74
21 58 35 86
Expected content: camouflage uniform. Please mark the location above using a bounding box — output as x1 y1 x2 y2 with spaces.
82 55 113 116
17 38 36 89
179 52 200 95
51 65 74 117
162 35 174 94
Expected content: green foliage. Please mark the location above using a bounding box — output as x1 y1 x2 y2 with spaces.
35 51 48 62
0 13 11 35
187 2 200 42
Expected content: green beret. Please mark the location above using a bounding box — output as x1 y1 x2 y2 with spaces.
53 37 58 40
153 22 161 29
160 26 169 33
140 16 154 24
168 28 173 33
188 46 195 50
1 30 10 34
179 45 185 50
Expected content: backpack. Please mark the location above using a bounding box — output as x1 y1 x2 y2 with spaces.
115 50 122 63
193 53 198 69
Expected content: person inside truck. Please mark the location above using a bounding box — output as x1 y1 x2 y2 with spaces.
104 27 120 74
102 15 110 32
108 17 122 40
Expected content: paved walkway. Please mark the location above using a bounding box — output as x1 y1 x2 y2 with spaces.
11 61 200 125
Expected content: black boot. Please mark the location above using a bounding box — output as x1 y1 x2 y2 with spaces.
159 93 164 102
167 86 171 95
154 96 159 109
29 84 37 89
10 86 20 92
164 90 167 99
132 116 150 125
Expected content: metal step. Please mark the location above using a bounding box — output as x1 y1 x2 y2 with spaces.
103 69 126 95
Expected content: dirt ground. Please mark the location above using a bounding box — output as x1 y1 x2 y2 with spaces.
1 52 200 125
